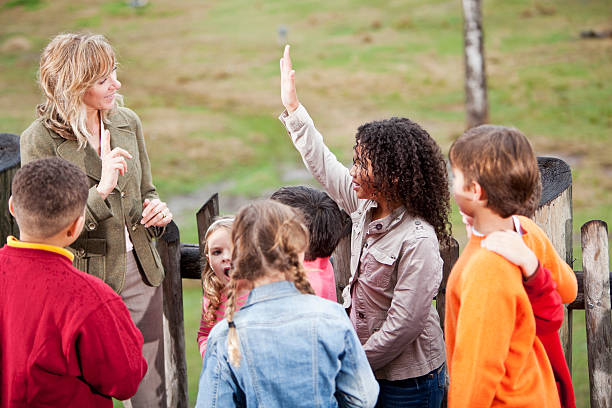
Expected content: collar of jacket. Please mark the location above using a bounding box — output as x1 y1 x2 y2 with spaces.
54 108 136 193
364 201 407 235
241 280 300 310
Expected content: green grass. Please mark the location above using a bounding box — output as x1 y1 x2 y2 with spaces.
2 0 44 10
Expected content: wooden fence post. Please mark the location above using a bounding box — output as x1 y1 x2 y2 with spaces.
436 238 460 330
158 221 189 408
0 133 20 244
332 234 352 303
533 156 574 371
581 220 611 408
196 193 220 268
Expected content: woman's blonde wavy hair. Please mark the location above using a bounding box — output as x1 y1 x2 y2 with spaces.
201 216 235 327
37 32 122 148
225 200 314 367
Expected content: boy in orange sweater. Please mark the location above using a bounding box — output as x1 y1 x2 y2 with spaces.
462 212 576 408
445 125 577 407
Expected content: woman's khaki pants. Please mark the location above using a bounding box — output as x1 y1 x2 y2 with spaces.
121 250 166 408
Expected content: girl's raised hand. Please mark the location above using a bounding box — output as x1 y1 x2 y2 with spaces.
97 129 132 200
280 44 299 113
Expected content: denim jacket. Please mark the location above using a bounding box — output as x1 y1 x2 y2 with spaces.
196 281 379 408
279 105 445 380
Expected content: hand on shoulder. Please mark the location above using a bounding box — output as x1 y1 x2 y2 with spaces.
481 230 538 278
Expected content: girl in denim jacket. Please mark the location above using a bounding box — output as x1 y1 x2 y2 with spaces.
196 200 378 407
279 45 452 407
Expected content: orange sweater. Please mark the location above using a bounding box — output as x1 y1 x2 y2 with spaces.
445 216 576 408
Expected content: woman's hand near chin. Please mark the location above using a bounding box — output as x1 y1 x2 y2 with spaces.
96 129 132 199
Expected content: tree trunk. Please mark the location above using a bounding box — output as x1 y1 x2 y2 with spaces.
462 0 489 128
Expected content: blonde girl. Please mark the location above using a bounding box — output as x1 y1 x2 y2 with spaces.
197 216 248 358
195 200 378 407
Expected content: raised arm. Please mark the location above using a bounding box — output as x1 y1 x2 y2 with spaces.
279 45 359 214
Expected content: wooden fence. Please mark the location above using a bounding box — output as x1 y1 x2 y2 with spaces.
1 133 610 408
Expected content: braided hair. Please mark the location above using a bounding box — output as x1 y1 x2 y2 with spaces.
225 200 314 367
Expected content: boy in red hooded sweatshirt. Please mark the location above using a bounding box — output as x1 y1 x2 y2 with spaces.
0 158 147 407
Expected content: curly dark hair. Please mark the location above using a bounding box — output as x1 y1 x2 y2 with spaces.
354 117 452 243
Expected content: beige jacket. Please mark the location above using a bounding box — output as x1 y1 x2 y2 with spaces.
20 107 164 293
280 104 446 380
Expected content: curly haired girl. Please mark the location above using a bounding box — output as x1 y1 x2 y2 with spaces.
279 45 451 407
196 201 378 407
196 216 248 359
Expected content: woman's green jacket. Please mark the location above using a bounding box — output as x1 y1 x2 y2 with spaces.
20 107 165 293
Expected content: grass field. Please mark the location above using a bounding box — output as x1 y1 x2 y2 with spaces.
1 0 610 406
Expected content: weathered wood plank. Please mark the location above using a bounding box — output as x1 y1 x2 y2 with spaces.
180 243 203 280
436 238 460 328
533 157 574 372
581 220 612 408
331 234 351 303
196 193 219 259
158 221 189 408
0 133 20 244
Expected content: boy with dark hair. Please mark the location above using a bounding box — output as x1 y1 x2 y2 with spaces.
445 125 577 407
1 157 147 408
271 185 349 301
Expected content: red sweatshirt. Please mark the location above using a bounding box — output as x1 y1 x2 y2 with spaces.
519 218 576 408
0 239 147 407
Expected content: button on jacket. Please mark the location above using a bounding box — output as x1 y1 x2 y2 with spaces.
20 107 164 293
279 105 446 381
196 281 379 408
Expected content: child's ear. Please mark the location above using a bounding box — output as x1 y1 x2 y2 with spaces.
8 196 15 217
472 181 488 204
66 213 85 240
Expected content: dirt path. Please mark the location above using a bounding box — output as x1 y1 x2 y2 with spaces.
166 166 319 229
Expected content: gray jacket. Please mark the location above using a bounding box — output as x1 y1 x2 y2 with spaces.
280 104 446 380
20 107 164 293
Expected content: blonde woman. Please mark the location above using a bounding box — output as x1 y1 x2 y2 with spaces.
20 33 171 408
